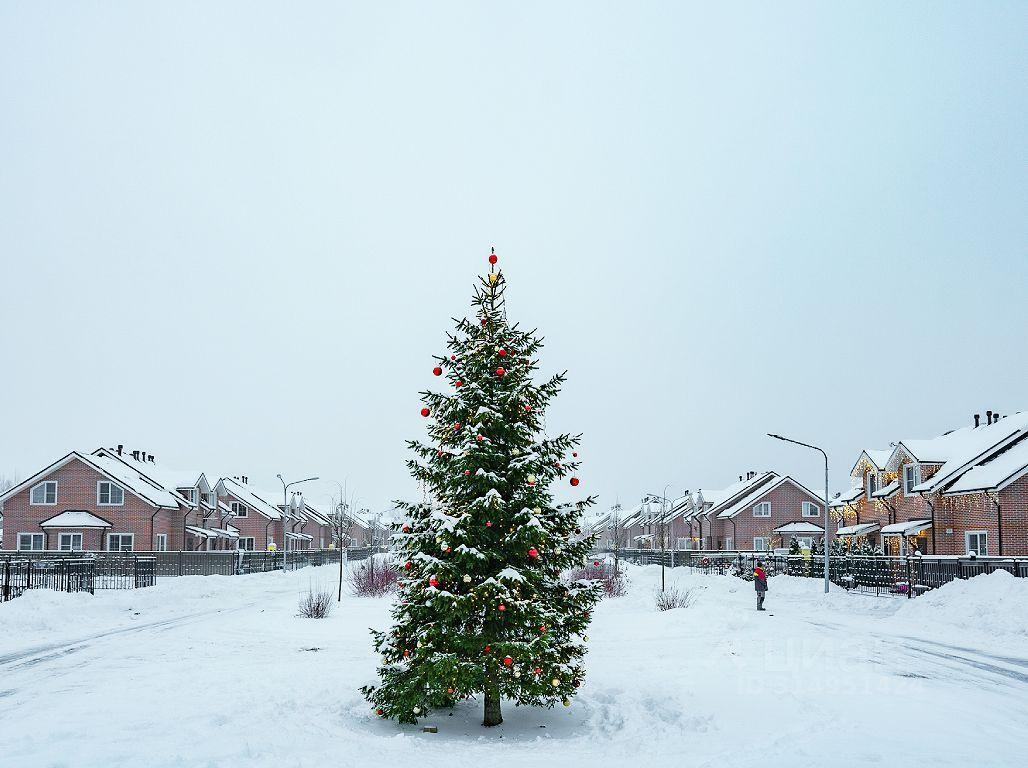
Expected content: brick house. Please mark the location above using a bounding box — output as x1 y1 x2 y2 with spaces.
215 477 286 552
832 411 1028 556
692 472 778 550
0 448 193 552
712 473 825 552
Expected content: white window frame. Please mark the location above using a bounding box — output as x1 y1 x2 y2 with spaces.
58 532 83 551
965 530 988 556
903 464 921 495
154 534 168 552
238 537 256 551
802 501 821 517
724 536 734 551
795 536 813 550
18 532 45 551
752 537 770 552
753 502 772 518
676 537 688 550
231 502 248 518
97 481 125 506
178 488 196 504
30 481 58 505
108 533 134 551
865 472 877 500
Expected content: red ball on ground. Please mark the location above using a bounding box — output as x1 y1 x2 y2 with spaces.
570 477 580 487
420 408 430 417
432 367 442 376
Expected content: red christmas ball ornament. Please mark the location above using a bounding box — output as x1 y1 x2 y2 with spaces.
539 625 547 633
437 450 444 457
450 354 456 360
498 348 507 357
404 561 412 570
498 603 506 611
484 645 491 653
429 577 439 587
455 380 463 387
570 477 580 487
403 649 411 658
464 469 470 476
534 667 542 675
402 525 411 533
376 708 384 716
420 407 430 417
528 548 539 558
454 422 461 430
496 367 506 377
489 253 498 265
593 561 600 567
447 687 454 694
481 318 487 326
572 452 578 458
524 405 532 412
476 434 484 442
486 521 493 527
503 655 513 666
432 366 442 376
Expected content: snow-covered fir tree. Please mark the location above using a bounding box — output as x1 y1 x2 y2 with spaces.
362 249 601 727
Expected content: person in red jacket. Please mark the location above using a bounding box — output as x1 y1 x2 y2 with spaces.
754 560 768 611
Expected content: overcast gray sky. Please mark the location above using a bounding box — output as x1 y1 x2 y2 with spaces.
1 2 1025 513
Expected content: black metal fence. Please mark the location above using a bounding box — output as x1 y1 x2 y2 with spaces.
0 547 380 602
610 548 1028 598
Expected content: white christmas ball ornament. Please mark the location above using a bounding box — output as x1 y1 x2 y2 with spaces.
463 574 472 583
533 507 541 515
413 707 421 715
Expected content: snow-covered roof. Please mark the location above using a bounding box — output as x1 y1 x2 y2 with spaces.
207 527 239 539
830 487 864 508
773 521 825 534
836 522 880 536
880 519 932 536
83 453 193 509
40 510 113 529
903 412 1028 493
944 436 1028 495
218 478 284 520
715 475 823 519
94 450 211 495
850 449 892 475
185 525 216 539
698 472 776 512
871 480 900 499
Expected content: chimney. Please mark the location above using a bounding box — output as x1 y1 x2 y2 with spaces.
131 450 140 461
117 444 123 455
974 414 980 428
149 454 155 463
986 410 993 425
738 475 743 482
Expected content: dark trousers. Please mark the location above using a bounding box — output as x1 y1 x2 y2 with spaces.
756 591 766 610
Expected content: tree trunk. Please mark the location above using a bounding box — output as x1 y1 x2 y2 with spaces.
483 667 503 726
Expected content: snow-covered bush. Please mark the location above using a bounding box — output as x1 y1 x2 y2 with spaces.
568 560 628 598
298 588 333 619
654 587 696 611
349 558 398 597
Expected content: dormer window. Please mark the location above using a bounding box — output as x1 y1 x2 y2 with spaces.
903 464 921 495
30 481 58 505
178 488 196 503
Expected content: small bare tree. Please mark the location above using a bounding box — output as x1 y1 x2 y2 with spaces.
329 482 361 602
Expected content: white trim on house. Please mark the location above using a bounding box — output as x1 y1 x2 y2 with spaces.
753 502 771 518
155 534 168 551
58 532 83 551
802 501 821 517
97 480 126 506
231 501 248 518
965 530 988 556
30 480 58 505
108 533 134 551
17 532 45 551
752 537 770 552
902 464 921 496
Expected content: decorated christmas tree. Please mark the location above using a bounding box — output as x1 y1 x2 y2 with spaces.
362 249 601 727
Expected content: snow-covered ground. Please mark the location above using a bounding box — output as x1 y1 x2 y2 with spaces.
1 561 1026 767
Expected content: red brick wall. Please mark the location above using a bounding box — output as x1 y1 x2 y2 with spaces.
998 474 1028 556
728 480 824 550
1 457 177 551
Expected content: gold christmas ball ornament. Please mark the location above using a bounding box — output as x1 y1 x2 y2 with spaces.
563 700 571 707
514 670 521 678
533 507 542 515
551 679 560 687
527 475 537 485
488 272 499 284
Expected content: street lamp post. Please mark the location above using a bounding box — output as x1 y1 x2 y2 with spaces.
767 433 830 594
644 484 674 592
277 474 319 573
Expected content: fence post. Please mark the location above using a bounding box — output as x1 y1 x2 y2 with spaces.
906 557 913 599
